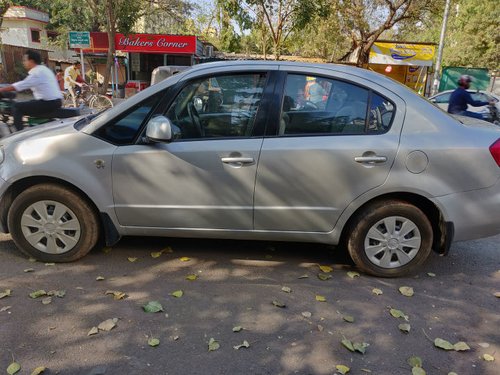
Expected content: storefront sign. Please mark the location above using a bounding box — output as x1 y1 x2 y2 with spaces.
115 34 196 54
369 42 435 66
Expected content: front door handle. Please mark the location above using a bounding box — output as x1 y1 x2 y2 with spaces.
354 156 387 164
221 157 255 167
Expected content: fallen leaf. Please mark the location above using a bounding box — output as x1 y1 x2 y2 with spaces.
233 340 250 350
483 354 494 361
301 311 312 318
493 292 500 298
427 272 436 277
41 297 52 305
0 289 12 299
315 295 326 302
24 268 34 273
128 257 138 262
186 274 198 281
372 288 383 295
398 323 411 333
272 300 286 308
390 308 409 321
298 274 309 279
412 367 426 375
151 252 162 258
478 342 490 348
7 362 21 374
453 341 470 351
87 327 98 336
162 246 173 253
341 339 355 352
180 257 190 262
30 367 46 375
281 286 292 293
171 290 183 298
29 290 47 299
45 263 55 266
265 254 273 259
148 338 160 347
407 356 422 368
342 315 355 323
353 342 369 354
318 273 332 281
448 373 458 375
98 318 117 332
208 338 220 351
399 286 414 297
173 335 179 341
232 326 243 332
143 301 163 313
347 271 360 278
336 364 350 374
319 265 333 273
48 290 65 298
0 306 12 312
96 276 105 281
102 247 112 254
360 369 372 373
105 290 127 300
28 257 37 262
434 338 454 350
317 324 324 332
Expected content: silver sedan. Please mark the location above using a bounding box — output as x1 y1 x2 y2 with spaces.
1 61 499 277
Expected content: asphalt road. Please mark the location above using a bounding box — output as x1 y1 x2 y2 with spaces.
0 233 498 375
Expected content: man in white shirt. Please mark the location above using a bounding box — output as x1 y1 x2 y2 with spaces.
64 61 84 107
0 50 63 131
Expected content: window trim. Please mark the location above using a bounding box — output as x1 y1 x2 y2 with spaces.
30 28 41 43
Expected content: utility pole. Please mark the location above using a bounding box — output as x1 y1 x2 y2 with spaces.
431 0 452 96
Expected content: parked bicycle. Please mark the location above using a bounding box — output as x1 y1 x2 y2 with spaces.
63 84 113 110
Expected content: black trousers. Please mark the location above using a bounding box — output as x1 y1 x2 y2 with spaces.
12 99 62 131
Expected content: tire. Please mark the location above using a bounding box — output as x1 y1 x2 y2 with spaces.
7 184 100 262
346 200 433 277
89 95 113 111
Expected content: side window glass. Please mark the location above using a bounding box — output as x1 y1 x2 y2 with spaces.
434 93 450 103
94 92 163 145
280 74 369 135
368 94 394 133
165 73 266 139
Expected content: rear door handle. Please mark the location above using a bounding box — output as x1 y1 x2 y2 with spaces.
354 156 387 164
221 157 255 167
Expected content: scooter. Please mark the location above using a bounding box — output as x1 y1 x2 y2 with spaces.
0 91 81 136
488 102 500 125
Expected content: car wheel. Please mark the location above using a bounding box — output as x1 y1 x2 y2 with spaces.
7 184 100 262
346 200 433 277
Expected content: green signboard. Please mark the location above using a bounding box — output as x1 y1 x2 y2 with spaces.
69 31 90 48
439 67 490 92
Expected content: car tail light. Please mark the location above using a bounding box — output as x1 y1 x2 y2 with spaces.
490 139 500 167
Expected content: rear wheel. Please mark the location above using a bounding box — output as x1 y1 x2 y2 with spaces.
346 200 433 277
89 95 113 111
7 184 100 262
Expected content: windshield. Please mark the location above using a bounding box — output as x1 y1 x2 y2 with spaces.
74 110 108 130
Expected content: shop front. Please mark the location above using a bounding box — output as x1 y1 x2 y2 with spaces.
368 41 436 96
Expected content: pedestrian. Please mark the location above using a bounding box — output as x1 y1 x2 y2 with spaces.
55 67 64 91
447 75 492 119
0 50 62 131
64 61 84 107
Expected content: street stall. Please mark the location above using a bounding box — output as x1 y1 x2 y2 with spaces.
368 41 436 96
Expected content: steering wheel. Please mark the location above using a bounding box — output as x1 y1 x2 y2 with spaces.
187 101 204 137
301 101 319 110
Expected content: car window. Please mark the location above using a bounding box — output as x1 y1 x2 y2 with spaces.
93 92 163 145
434 93 451 103
471 92 488 102
165 73 267 139
279 74 393 136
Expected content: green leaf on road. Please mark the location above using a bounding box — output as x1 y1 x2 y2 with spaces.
143 301 163 313
281 286 292 293
151 252 162 258
41 297 52 305
233 340 250 350
412 367 426 375
427 272 436 277
148 338 160 347
399 286 414 297
347 271 360 278
128 257 138 262
180 257 190 262
317 273 332 281
342 315 355 323
407 356 422 367
7 362 21 375
24 268 35 273
186 274 198 281
353 342 369 354
96 276 105 281
105 290 127 300
171 290 183 298
315 295 326 302
29 290 47 299
453 341 470 351
336 364 350 374
434 338 454 350
208 338 220 351
0 289 12 299
341 339 355 352
88 327 98 336
390 308 409 321
399 323 411 333
483 354 494 361
319 265 333 273
98 318 118 332
372 288 383 295
232 326 243 332
31 367 46 375
272 300 286 308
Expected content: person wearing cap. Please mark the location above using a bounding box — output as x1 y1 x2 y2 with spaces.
447 75 491 119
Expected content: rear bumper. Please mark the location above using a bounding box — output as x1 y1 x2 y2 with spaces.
433 178 500 241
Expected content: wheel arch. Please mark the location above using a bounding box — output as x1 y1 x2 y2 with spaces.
338 192 453 256
0 176 120 246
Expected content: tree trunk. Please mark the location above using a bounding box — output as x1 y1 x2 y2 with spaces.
101 1 115 95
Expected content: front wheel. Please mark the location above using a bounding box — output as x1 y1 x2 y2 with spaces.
7 184 100 262
89 95 113 111
346 200 433 277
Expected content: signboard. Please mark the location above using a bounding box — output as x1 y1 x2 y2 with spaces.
369 42 435 66
115 34 196 54
69 31 90 48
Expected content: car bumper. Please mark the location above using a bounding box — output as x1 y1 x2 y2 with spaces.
433 178 500 241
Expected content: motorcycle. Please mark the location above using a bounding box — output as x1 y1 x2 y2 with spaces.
0 91 81 137
488 102 500 125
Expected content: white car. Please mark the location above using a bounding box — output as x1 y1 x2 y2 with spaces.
429 90 499 121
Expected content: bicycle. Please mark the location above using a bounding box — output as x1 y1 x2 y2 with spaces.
63 84 113 111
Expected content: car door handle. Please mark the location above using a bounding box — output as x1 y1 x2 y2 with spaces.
354 156 387 164
221 157 255 166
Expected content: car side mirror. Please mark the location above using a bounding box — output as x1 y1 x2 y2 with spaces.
145 116 180 143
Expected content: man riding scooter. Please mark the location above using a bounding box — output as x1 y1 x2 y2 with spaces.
0 50 63 132
448 75 493 119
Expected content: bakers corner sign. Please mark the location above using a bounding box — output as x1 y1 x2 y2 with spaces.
369 42 435 66
115 34 196 54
